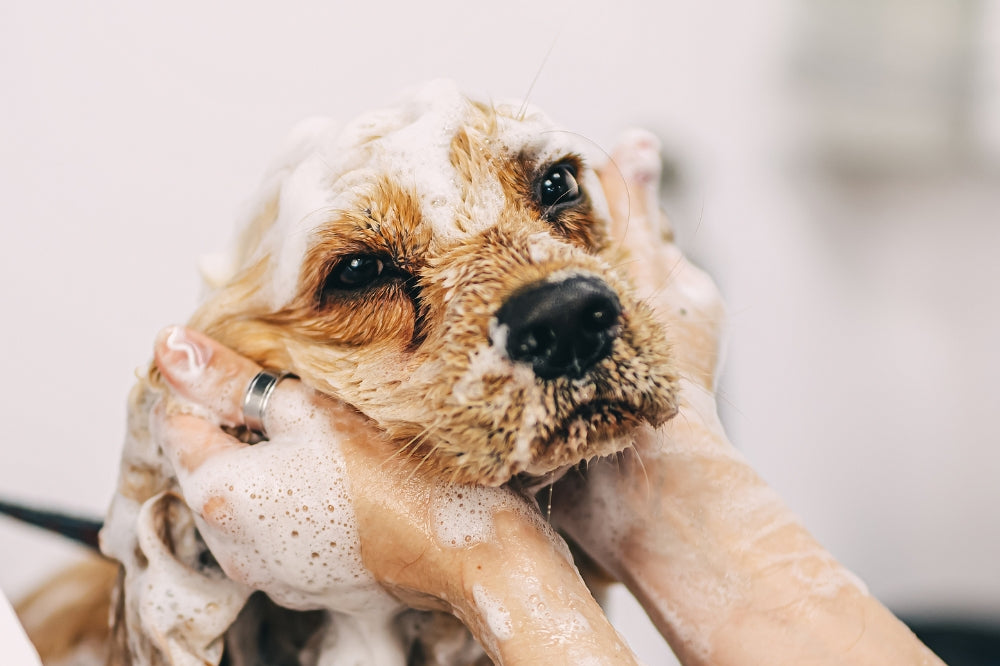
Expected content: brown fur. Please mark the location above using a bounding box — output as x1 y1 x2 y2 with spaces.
16 556 117 664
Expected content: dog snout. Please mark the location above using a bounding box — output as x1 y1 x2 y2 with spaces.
495 276 621 380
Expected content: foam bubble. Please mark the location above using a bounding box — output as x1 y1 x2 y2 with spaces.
430 484 521 548
472 583 513 642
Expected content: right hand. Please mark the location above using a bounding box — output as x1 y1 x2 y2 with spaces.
598 130 726 392
553 133 944 666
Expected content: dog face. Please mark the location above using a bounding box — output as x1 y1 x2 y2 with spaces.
191 81 677 485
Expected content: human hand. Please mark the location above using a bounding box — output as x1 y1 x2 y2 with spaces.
152 326 641 664
598 130 726 392
553 132 943 665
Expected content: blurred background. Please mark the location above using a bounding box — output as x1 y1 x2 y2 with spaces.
1 0 997 663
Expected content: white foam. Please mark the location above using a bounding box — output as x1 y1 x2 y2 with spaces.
164 326 208 378
179 390 401 617
472 583 513 642
430 484 528 548
519 576 592 645
103 384 405 663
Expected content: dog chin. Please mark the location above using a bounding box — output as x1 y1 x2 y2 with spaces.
521 398 675 479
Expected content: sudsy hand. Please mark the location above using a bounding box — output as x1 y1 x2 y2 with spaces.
598 130 726 392
552 132 944 666
153 326 642 665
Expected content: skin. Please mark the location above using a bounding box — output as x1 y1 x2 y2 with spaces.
151 134 944 665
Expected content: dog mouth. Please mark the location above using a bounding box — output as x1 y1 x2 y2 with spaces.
414 273 677 485
512 379 669 477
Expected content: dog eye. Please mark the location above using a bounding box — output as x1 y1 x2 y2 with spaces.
328 254 385 290
536 163 581 212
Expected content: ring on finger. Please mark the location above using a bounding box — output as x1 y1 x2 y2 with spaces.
242 370 293 440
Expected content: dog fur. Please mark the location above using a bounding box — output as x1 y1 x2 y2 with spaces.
21 81 678 665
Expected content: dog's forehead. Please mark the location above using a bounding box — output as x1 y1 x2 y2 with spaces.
259 81 594 307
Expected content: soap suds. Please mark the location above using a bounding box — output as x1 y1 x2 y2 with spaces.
519 576 592 645
472 583 513 642
180 390 400 617
430 484 530 548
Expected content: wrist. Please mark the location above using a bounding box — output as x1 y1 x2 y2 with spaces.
450 511 639 665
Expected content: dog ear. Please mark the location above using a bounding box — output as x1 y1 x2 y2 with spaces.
198 117 340 291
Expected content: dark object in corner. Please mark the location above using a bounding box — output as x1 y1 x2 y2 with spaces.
905 617 1000 666
0 499 103 550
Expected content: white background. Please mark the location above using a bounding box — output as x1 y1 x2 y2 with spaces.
2 1 998 663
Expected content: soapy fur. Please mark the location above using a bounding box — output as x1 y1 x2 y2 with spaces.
29 81 681 665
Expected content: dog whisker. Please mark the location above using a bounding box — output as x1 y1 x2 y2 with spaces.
387 421 445 471
517 33 561 122
626 442 652 504
406 444 443 485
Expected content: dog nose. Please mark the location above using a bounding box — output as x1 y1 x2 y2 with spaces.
495 276 622 380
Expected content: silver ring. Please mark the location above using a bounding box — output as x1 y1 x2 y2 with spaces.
242 370 292 439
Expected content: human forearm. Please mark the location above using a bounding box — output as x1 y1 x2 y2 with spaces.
369 504 641 666
603 391 943 665
450 510 640 666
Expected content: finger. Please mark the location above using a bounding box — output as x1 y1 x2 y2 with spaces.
151 399 246 474
598 129 674 242
154 325 277 428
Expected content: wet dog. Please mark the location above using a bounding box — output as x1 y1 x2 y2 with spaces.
23 80 679 665
184 80 677 486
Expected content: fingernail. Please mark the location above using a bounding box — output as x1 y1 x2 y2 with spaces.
159 326 211 375
616 128 662 185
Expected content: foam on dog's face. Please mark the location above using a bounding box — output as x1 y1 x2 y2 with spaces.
192 80 677 484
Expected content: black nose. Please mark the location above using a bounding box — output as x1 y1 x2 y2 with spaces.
495 276 622 380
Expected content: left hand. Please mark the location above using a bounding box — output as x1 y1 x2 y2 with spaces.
153 326 642 664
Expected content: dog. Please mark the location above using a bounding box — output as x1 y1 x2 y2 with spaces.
19 80 678 665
